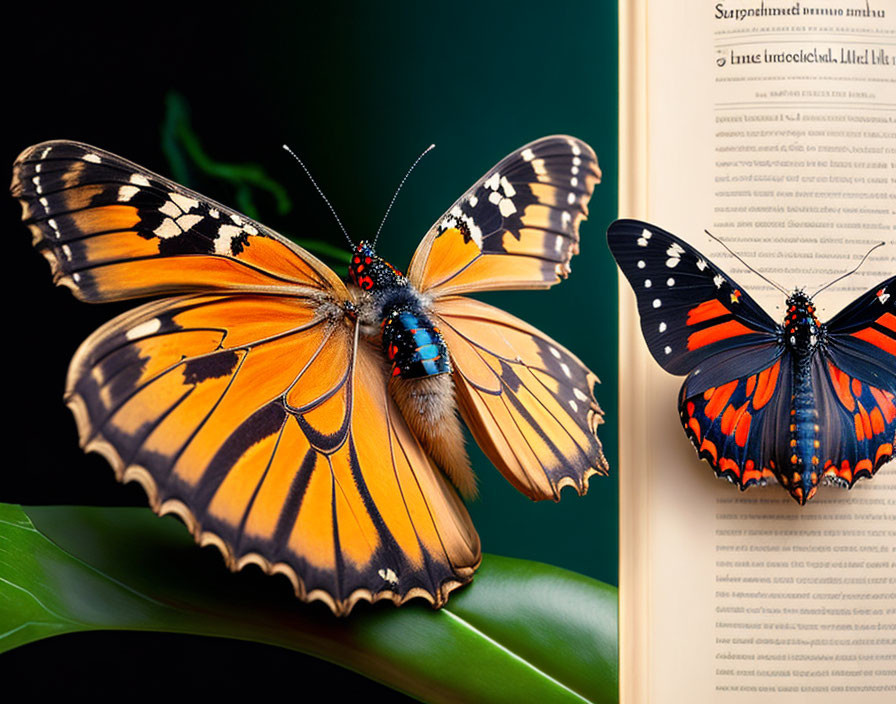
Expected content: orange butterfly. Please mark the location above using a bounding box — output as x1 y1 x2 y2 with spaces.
11 136 607 615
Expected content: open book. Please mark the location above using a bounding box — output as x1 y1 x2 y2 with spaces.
618 2 895 702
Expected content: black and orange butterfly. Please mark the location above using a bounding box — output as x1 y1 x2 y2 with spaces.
12 136 607 614
608 219 895 505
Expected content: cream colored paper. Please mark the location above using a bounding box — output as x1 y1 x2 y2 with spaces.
619 2 895 702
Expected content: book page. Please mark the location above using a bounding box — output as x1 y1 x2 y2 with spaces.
619 2 895 702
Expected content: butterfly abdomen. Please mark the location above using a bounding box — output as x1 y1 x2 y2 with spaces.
781 293 824 503
382 307 451 379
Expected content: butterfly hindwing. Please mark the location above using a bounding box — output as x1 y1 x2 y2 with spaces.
680 355 790 490
607 219 778 376
815 354 896 487
433 296 607 500
67 293 480 614
11 140 347 302
408 136 601 297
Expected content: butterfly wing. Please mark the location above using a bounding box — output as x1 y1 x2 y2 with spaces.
13 141 480 614
407 135 601 297
66 294 478 615
607 219 780 386
815 276 896 486
433 296 607 501
11 140 348 301
679 354 791 490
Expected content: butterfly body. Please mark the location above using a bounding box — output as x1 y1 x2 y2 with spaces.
14 136 606 614
609 219 896 505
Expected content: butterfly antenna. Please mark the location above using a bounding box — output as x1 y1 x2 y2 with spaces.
282 144 354 248
811 241 885 298
373 143 436 248
704 229 789 295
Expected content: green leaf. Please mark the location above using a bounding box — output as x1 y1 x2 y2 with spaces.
0 504 616 703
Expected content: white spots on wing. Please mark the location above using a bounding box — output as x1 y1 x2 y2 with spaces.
39 146 52 159
498 196 517 217
131 173 150 187
666 277 675 287
61 244 72 260
118 185 140 202
521 148 535 162
215 224 244 254
39 197 50 214
566 192 576 205
644 279 652 288
561 211 572 228
126 318 162 341
209 208 220 219
230 213 244 226
659 322 667 333
83 153 102 164
664 346 672 355
154 218 182 238
568 139 582 156
484 170 517 218
713 274 725 289
696 259 708 271
531 158 547 176
574 387 588 402
171 193 199 212
637 228 652 247
549 346 561 359
48 218 60 238
555 235 564 252
35 163 42 173
560 362 572 378
159 200 181 219
877 288 890 304
378 568 399 585
570 176 578 188
499 176 516 198
637 260 645 269
665 242 684 268
31 175 42 194
72 273 81 283
244 224 258 236
653 298 662 308
177 213 204 231
468 194 478 207
569 399 579 413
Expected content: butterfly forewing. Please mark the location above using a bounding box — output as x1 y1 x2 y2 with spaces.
409 136 601 297
433 296 607 500
12 140 347 301
607 219 778 376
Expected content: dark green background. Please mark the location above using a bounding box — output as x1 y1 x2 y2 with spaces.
3 3 618 697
